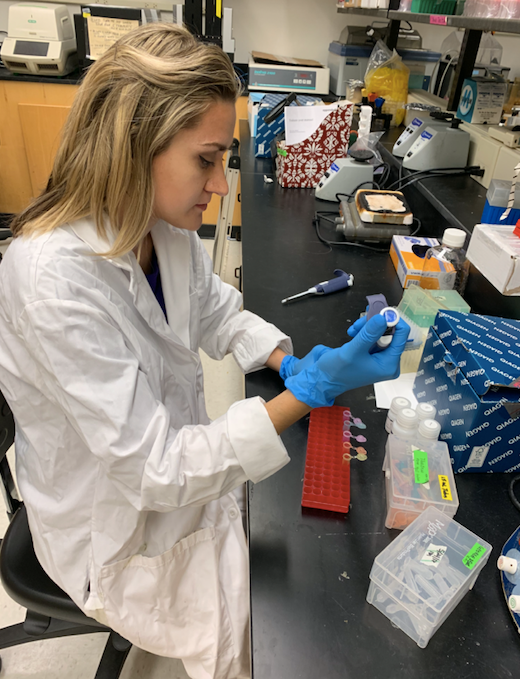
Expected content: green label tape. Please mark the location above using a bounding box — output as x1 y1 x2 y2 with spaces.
413 448 429 484
277 148 287 157
462 542 487 570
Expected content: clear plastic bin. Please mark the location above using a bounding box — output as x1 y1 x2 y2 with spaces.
383 434 459 530
367 506 492 647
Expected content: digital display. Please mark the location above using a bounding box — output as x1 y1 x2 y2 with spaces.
250 68 316 90
13 41 49 57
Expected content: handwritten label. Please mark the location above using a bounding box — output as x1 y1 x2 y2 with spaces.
86 15 140 61
438 475 453 502
421 543 447 568
413 448 429 484
462 542 487 570
430 14 448 25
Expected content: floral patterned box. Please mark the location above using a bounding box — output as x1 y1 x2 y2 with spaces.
275 103 353 189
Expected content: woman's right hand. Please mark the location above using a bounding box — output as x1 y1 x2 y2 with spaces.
284 314 410 409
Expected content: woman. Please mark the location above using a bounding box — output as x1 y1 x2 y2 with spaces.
0 23 409 679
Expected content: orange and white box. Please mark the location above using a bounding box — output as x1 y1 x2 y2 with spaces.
390 236 439 288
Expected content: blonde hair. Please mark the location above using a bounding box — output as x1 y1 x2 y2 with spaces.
11 23 241 257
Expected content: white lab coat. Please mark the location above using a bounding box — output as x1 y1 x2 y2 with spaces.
0 217 292 679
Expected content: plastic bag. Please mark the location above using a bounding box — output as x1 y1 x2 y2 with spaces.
364 40 410 127
349 131 385 166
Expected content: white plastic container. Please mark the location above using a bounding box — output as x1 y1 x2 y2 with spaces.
367 506 492 647
415 402 437 421
383 434 458 530
392 407 419 440
417 418 441 443
385 396 411 434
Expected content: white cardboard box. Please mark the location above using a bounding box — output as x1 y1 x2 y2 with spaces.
467 223 520 295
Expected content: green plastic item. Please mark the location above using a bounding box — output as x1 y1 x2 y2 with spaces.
397 285 470 329
410 0 457 14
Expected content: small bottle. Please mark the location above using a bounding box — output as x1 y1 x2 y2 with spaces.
419 228 470 295
416 418 441 444
392 407 419 441
415 402 437 422
385 396 411 434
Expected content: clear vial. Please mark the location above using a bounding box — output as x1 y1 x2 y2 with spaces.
419 228 470 295
415 402 437 422
392 407 419 441
385 396 411 434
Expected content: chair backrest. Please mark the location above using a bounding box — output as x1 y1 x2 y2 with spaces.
0 389 20 520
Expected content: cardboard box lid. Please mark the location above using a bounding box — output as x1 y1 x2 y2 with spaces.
251 51 324 68
434 311 520 399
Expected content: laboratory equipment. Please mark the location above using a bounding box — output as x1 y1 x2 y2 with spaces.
1 2 77 76
481 179 520 225
337 190 414 242
402 120 470 172
392 112 454 159
497 526 520 633
315 151 374 202
281 269 353 304
383 434 459 530
248 51 330 96
415 402 436 422
301 406 352 513
367 506 488 647
392 407 419 441
417 418 441 442
366 293 400 349
419 228 470 294
385 396 411 434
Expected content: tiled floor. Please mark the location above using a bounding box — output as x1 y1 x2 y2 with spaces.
0 238 245 678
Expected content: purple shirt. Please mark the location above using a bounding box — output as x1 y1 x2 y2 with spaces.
145 247 168 321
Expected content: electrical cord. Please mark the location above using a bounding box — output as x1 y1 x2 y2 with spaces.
335 179 380 203
387 166 484 192
313 211 389 252
392 168 484 193
509 476 520 513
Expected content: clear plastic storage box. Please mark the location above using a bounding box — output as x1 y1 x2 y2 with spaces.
383 434 459 530
367 506 492 647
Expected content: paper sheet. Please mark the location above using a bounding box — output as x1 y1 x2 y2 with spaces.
284 103 338 146
374 373 418 410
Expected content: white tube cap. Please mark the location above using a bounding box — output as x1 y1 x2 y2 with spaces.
416 402 437 421
390 396 411 415
396 407 419 430
418 418 441 440
509 594 520 612
498 555 518 575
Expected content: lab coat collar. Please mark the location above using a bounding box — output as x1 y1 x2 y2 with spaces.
68 217 192 349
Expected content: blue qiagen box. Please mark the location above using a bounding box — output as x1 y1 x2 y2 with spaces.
413 311 520 474
254 93 322 158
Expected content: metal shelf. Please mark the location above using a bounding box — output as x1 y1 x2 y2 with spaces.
337 6 520 33
388 10 520 33
336 6 391 17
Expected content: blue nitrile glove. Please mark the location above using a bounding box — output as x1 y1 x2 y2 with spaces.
285 314 410 409
279 345 332 381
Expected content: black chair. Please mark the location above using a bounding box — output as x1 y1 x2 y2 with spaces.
0 390 132 676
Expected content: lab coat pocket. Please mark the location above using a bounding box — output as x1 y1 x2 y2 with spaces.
97 526 232 660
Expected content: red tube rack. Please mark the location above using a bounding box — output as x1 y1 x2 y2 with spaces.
301 405 351 514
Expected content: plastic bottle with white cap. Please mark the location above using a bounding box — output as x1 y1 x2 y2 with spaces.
416 418 441 445
419 227 470 295
415 402 437 422
385 396 411 434
391 407 420 441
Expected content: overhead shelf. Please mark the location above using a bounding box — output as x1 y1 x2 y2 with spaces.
388 10 520 33
337 6 520 34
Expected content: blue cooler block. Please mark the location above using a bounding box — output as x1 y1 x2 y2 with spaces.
481 179 520 226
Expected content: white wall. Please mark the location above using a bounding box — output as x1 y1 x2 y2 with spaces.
1 0 519 78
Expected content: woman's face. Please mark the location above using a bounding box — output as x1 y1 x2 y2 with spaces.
151 99 236 232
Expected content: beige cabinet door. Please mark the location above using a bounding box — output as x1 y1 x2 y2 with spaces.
18 103 72 199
